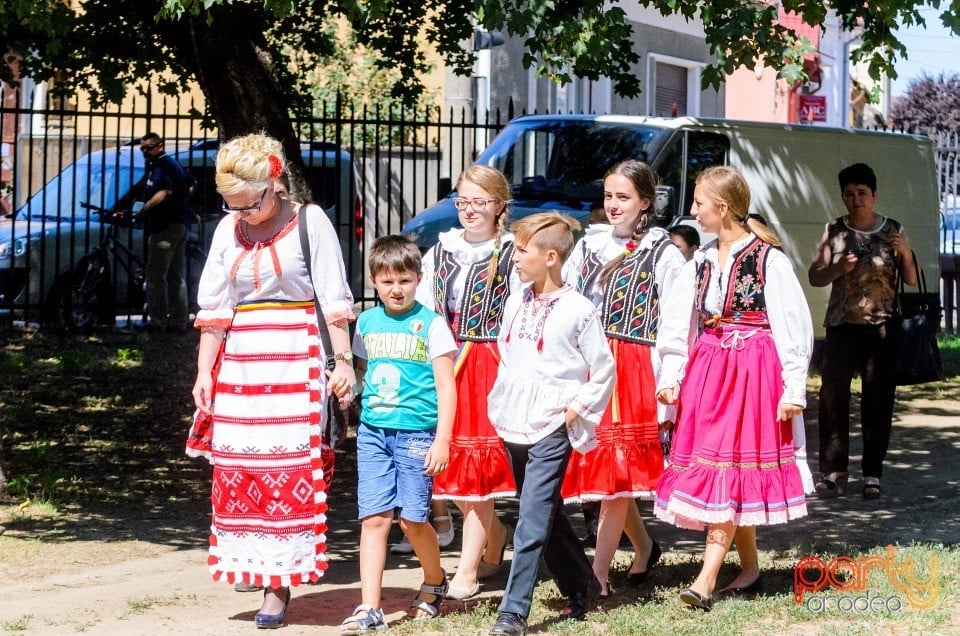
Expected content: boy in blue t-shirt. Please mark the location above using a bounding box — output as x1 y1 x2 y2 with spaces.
340 235 457 635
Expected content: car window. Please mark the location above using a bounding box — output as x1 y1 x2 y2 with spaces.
480 120 665 204
682 132 730 215
18 157 142 222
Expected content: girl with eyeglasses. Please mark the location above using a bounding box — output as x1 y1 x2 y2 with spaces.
412 165 521 600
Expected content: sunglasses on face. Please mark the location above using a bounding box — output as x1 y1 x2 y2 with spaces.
221 189 269 214
140 143 161 152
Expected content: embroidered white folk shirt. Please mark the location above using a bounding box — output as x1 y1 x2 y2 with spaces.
488 284 615 451
195 203 354 328
656 234 813 407
563 224 686 423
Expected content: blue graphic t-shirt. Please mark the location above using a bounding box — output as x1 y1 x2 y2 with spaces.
353 302 457 431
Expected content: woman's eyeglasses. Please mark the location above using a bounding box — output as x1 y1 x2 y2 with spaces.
453 197 499 211
222 189 268 214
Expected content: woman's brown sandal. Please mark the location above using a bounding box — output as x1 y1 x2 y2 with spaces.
814 472 848 498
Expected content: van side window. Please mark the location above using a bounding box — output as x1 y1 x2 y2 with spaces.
655 131 729 220
682 132 730 214
657 136 684 219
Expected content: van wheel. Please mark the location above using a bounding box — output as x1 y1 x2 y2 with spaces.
60 255 115 329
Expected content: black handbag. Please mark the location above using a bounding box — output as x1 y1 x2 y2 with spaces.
885 252 944 385
298 205 350 448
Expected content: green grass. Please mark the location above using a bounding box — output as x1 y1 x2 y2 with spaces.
938 332 960 376
393 544 959 636
120 594 185 617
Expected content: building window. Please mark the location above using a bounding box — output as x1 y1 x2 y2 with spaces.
646 54 704 117
655 63 688 116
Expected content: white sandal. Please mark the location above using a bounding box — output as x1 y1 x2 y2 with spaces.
339 604 387 635
434 514 455 548
409 570 449 620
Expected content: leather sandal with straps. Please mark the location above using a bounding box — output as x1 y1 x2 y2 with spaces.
410 570 449 620
339 604 387 635
814 472 848 499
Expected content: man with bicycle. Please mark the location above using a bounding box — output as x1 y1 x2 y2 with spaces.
132 132 196 333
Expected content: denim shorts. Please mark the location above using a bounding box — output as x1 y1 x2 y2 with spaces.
356 422 435 522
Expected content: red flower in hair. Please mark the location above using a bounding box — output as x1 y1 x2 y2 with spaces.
268 154 283 179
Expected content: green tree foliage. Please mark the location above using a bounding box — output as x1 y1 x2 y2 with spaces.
889 74 960 135
3 1 960 140
299 17 439 147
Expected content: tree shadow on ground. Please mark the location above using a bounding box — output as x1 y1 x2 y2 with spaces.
1 326 958 570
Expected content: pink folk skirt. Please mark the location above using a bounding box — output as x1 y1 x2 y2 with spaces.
653 324 807 530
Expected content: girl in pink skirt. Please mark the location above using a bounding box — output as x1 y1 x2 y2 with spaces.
655 166 813 610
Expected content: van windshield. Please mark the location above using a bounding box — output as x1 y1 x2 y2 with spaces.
477 119 667 204
16 157 142 223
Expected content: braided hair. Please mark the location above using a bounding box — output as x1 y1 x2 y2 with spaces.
598 160 657 290
696 166 782 247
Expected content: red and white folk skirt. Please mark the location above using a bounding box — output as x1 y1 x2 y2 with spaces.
188 300 333 588
562 338 663 502
432 340 517 500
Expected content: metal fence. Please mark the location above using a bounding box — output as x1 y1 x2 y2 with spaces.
3 92 960 329
0 92 509 323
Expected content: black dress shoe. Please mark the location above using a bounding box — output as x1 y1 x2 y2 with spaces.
717 574 763 599
581 530 598 549
489 612 526 636
679 587 713 611
625 540 662 585
560 577 601 621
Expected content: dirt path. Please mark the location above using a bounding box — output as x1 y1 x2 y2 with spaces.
2 381 959 635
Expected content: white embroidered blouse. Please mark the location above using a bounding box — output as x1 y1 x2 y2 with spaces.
194 203 355 328
488 285 615 451
656 233 813 406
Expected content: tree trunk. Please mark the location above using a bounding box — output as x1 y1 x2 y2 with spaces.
179 4 311 200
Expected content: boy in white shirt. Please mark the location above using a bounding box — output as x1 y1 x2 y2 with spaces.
487 212 616 636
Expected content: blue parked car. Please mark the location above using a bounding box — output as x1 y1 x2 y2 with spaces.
0 139 363 326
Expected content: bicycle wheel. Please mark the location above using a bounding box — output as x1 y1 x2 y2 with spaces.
61 253 115 329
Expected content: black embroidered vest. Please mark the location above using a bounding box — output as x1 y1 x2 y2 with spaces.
694 237 772 327
431 242 516 342
576 236 672 345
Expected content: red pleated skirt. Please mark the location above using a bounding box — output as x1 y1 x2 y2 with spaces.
562 338 663 502
432 341 517 500
653 325 807 530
